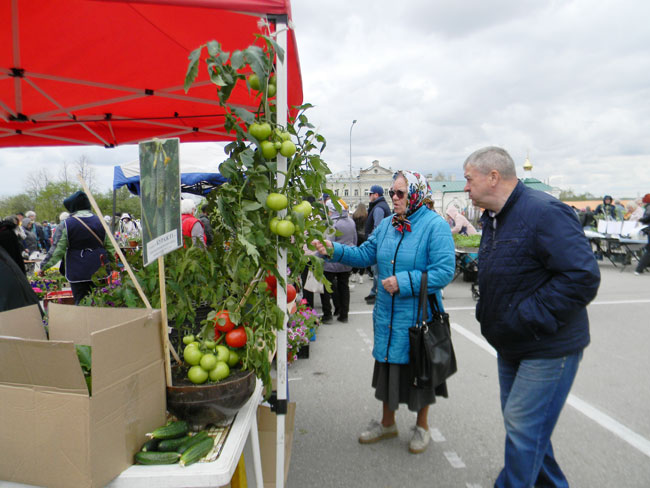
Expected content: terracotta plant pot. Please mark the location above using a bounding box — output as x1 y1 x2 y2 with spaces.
166 367 256 430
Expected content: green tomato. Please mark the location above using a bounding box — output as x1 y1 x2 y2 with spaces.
187 365 209 384
249 122 272 141
274 141 282 150
280 140 296 157
293 200 312 217
266 193 288 211
269 217 280 233
184 346 203 366
275 219 296 237
261 140 278 160
199 353 218 371
209 361 230 382
227 349 240 368
203 340 216 349
267 83 276 97
274 128 291 141
248 73 261 91
215 344 230 363
182 335 195 345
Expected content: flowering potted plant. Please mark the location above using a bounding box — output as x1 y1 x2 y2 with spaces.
287 301 320 363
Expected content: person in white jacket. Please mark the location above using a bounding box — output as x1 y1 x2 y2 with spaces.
445 205 477 235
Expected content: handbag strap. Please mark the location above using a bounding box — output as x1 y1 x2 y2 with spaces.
72 216 104 247
415 271 445 327
416 272 428 327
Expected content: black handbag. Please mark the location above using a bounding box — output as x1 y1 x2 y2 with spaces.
409 272 457 389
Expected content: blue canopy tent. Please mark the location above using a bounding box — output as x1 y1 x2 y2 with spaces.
113 159 228 196
112 160 228 231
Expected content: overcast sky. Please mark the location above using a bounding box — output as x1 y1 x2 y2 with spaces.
1 0 649 200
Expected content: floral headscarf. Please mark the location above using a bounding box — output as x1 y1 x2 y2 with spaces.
391 170 431 233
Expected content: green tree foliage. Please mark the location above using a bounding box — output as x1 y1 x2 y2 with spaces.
559 189 597 201
0 193 34 218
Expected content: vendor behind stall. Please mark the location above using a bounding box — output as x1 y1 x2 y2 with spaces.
40 191 116 304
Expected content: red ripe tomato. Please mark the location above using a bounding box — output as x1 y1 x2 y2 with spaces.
214 310 235 334
226 327 247 348
264 273 277 296
286 284 296 303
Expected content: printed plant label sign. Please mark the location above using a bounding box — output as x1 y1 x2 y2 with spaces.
139 138 182 266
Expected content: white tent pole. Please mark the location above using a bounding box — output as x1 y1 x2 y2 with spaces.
275 15 289 488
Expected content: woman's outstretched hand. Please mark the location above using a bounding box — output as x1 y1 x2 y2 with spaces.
311 239 332 255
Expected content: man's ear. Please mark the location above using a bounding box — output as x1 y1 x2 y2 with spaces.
489 169 500 186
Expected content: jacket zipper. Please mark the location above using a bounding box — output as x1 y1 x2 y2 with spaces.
385 231 406 361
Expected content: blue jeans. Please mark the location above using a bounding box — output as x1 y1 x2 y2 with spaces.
495 351 583 488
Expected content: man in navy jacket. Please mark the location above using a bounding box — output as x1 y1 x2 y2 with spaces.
463 147 600 488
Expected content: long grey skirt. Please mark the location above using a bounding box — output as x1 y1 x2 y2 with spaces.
372 360 448 412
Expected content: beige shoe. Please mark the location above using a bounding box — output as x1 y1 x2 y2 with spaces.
408 425 431 454
359 420 398 444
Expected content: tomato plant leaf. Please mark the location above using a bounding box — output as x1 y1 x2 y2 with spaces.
184 47 202 92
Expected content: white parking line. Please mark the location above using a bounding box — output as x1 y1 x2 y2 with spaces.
430 428 446 442
444 451 466 468
451 322 650 459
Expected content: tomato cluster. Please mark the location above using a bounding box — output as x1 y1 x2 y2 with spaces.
181 332 241 385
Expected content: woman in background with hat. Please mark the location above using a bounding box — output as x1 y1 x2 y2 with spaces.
40 191 116 304
634 193 650 275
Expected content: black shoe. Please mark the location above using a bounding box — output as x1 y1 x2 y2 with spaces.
337 316 348 323
364 295 376 304
321 315 333 324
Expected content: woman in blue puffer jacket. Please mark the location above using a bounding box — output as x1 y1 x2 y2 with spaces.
312 170 455 454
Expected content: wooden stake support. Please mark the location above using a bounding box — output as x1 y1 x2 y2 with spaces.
77 175 179 385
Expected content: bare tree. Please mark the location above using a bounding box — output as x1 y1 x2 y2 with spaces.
24 168 51 199
75 154 96 191
58 160 72 186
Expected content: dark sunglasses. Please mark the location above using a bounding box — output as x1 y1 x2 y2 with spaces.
389 189 406 199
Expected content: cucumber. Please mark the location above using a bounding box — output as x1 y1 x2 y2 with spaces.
179 436 214 467
134 451 180 465
177 431 209 454
158 435 192 452
148 420 189 440
140 438 159 452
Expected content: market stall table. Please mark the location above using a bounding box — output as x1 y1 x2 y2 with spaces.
108 380 264 488
585 230 644 270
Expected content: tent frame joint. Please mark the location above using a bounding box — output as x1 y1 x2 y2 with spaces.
268 392 288 415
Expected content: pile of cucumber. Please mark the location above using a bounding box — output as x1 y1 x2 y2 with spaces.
135 420 215 467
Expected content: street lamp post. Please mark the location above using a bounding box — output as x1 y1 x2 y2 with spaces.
349 119 357 204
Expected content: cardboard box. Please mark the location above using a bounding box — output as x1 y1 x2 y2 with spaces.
257 402 296 488
0 304 167 488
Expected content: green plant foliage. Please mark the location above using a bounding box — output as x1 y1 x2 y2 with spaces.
84 33 335 396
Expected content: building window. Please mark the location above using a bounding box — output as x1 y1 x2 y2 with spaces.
344 189 349 197
335 189 339 196
364 189 369 196
354 189 359 196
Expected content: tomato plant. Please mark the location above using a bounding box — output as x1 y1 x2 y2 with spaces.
226 327 247 348
142 32 340 395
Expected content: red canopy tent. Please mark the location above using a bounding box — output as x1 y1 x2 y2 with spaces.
1 1 301 485
0 0 302 147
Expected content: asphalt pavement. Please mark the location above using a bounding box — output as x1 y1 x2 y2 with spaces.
285 262 650 488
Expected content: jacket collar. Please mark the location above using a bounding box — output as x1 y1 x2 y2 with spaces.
481 180 526 224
